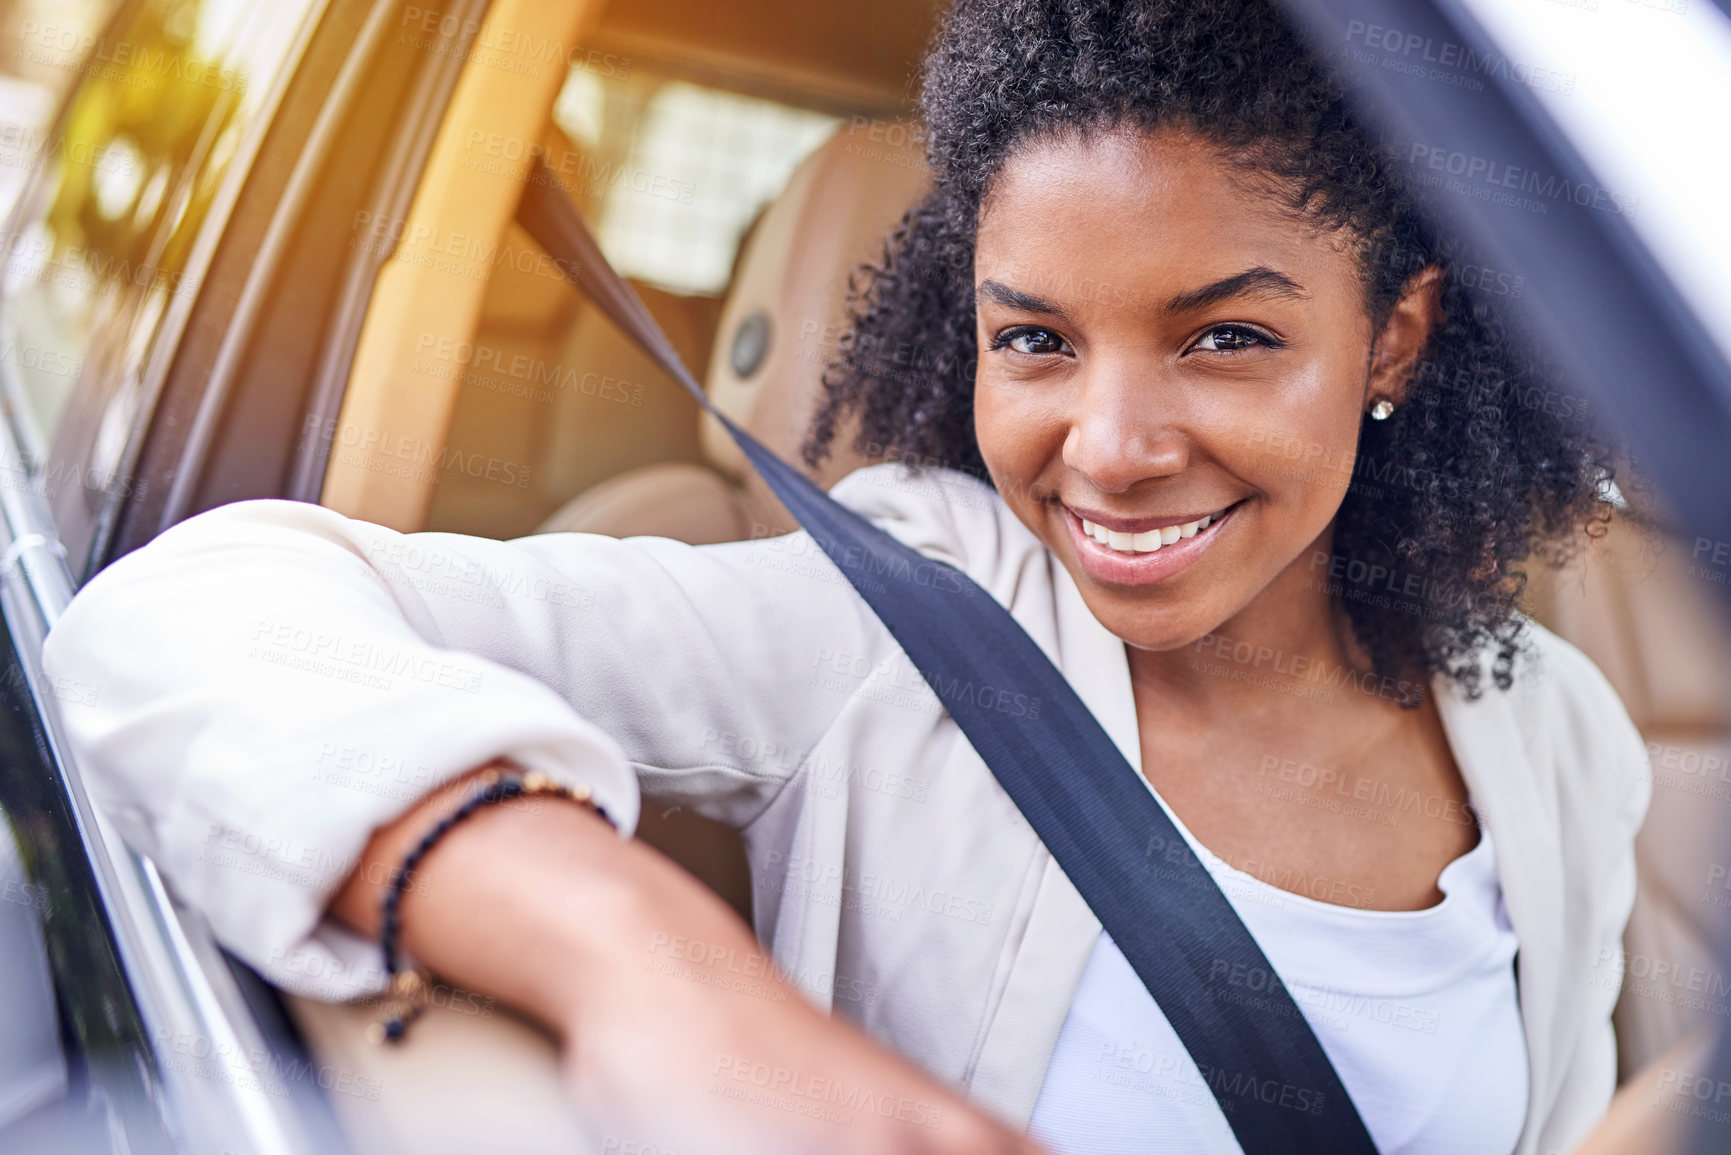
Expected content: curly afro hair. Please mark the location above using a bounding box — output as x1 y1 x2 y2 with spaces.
799 0 1615 702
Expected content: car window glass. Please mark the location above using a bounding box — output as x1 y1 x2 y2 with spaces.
0 0 317 492
0 2 132 225
556 68 838 294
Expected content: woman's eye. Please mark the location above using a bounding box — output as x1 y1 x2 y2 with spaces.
1192 325 1279 353
993 327 1068 355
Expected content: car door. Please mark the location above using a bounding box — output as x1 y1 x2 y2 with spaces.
0 1 488 1151
0 6 128 1146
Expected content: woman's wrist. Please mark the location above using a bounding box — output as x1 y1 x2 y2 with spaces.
372 768 616 1041
329 760 659 1035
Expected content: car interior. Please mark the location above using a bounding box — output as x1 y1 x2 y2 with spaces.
2 0 1726 1150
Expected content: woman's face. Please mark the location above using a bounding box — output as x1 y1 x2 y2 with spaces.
973 126 1431 654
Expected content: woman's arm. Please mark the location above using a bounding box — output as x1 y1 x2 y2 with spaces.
40 491 916 994
328 761 1044 1155
41 487 1035 1151
41 475 1040 1149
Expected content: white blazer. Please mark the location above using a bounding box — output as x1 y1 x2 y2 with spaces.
41 461 1650 1154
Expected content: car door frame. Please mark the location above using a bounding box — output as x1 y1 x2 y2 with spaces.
0 0 498 1151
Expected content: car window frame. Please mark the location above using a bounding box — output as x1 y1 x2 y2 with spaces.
0 1 467 1151
95 0 497 563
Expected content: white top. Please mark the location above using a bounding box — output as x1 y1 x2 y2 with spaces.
1029 824 1528 1155
37 461 1648 1155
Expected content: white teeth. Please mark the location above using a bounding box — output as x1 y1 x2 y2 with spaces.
1082 509 1225 555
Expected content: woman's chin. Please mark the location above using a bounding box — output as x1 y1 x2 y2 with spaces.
1079 597 1221 657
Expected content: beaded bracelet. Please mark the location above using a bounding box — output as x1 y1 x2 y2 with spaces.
369 767 611 1045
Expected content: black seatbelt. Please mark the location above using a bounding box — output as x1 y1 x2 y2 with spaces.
518 162 1379 1155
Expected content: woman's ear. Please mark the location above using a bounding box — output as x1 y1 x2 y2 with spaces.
1366 266 1445 409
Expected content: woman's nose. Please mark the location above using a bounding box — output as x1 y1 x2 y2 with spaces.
1061 362 1189 493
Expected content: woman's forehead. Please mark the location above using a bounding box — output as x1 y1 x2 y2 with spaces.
975 130 1359 311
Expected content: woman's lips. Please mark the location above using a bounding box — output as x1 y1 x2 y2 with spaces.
1063 501 1239 586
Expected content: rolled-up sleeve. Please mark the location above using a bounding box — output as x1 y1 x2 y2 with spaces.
38 472 947 999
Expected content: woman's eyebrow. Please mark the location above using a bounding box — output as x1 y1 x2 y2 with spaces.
1165 266 1308 314
976 279 1074 323
978 269 1306 319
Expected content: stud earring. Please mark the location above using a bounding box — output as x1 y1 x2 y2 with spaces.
1369 397 1395 421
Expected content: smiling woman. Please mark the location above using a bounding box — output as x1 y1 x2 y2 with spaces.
37 1 1649 1155
793 0 1634 1150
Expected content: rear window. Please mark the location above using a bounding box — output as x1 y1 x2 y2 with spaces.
554 65 838 294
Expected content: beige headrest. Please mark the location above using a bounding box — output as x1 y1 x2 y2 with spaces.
700 120 931 494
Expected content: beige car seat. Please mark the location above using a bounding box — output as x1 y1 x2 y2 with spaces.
536 120 930 542
1526 509 1731 1079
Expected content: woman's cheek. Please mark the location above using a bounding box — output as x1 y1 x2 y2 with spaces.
974 371 1063 472
1243 364 1363 511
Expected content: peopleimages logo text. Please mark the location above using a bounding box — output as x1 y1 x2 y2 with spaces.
1343 21 1576 95
1408 143 1639 218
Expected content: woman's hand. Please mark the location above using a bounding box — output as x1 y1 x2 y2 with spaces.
330 765 1045 1155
